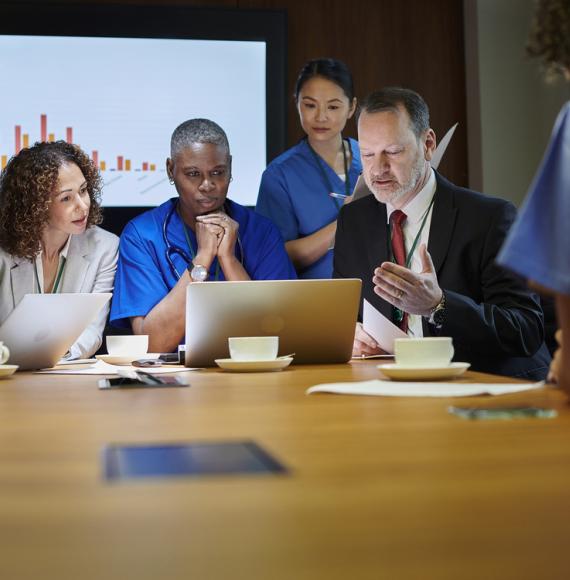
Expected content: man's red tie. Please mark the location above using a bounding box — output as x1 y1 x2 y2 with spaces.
389 210 408 332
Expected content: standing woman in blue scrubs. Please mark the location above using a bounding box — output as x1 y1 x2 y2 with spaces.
110 119 295 353
256 58 361 279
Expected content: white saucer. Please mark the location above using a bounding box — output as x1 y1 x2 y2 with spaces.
215 357 294 372
0 364 19 378
377 362 470 381
96 353 160 366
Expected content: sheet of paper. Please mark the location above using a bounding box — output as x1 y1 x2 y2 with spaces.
362 299 407 354
36 360 196 375
306 379 545 398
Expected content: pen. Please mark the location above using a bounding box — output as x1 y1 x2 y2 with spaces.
329 192 348 199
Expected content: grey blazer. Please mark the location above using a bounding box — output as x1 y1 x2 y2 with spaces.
0 226 119 359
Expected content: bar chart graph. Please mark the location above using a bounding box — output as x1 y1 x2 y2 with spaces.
0 35 266 206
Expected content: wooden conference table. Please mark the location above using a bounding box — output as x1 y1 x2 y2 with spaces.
1 360 569 580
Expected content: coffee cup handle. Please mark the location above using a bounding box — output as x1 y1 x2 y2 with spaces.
0 345 9 365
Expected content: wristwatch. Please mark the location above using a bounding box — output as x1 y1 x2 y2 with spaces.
427 291 446 328
188 263 208 282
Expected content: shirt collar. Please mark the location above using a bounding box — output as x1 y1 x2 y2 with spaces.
386 168 436 223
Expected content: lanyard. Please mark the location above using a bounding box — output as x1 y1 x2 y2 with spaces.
306 137 351 209
176 205 221 281
34 255 67 294
388 195 435 268
388 195 435 326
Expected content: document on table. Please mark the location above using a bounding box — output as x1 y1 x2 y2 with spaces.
362 299 407 354
36 360 196 375
306 380 545 397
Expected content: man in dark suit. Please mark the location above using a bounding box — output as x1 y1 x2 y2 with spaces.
333 87 550 379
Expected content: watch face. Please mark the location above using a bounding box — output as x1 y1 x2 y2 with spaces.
191 265 208 282
433 307 445 325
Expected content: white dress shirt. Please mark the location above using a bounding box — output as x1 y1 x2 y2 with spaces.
386 168 437 337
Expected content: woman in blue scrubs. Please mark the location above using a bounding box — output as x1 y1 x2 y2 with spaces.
111 118 295 353
256 58 361 279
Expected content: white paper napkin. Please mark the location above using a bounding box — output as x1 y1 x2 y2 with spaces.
306 379 545 398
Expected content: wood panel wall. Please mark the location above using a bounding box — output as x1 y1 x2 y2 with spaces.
6 0 468 185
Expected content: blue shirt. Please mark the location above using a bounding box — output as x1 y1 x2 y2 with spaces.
498 102 570 295
111 197 296 328
255 138 362 279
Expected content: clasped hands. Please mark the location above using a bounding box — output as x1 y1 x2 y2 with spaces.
194 211 239 265
354 244 443 357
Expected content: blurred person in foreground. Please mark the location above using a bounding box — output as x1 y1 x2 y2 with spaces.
0 141 119 358
497 0 570 393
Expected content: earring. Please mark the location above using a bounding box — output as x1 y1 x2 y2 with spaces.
169 177 175 185
229 176 233 182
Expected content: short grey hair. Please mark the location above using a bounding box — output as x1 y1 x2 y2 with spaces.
170 118 230 159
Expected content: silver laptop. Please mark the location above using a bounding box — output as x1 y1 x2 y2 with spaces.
0 293 112 370
184 279 361 367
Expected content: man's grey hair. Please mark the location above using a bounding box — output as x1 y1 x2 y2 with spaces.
170 118 230 159
358 87 430 139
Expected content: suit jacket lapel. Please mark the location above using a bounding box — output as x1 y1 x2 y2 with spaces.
428 173 457 274
366 199 393 320
61 233 90 292
9 257 35 307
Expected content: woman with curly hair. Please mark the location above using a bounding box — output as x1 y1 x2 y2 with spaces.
498 0 570 394
0 140 119 359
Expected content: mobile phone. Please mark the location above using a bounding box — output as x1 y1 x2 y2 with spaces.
448 406 557 420
98 374 189 389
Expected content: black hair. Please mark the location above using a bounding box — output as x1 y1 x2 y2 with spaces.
358 87 430 138
293 58 354 102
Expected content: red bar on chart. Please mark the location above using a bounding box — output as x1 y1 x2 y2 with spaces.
92 151 99 168
117 156 123 171
66 127 73 143
41 114 47 142
142 162 149 171
15 125 22 154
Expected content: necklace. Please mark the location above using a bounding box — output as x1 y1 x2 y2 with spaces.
34 255 67 294
306 137 351 209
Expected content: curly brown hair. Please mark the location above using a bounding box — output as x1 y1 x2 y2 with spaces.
527 0 570 79
0 140 103 259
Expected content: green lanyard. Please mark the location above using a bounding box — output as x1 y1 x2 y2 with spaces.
176 205 221 281
389 196 435 325
306 137 351 209
34 255 67 294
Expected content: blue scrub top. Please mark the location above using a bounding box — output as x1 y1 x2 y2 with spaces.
110 197 296 328
255 137 362 279
498 102 570 295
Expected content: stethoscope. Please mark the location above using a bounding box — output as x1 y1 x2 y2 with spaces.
163 199 244 280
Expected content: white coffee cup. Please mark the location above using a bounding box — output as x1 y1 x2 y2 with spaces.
228 336 279 361
0 341 10 365
394 337 454 368
106 335 149 355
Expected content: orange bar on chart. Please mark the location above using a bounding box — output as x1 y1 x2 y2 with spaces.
15 125 22 154
92 151 99 167
117 156 123 171
142 162 148 171
1 155 7 170
23 134 29 148
41 114 47 142
100 161 106 171
48 133 55 142
150 164 156 171
125 159 131 171
66 127 73 143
